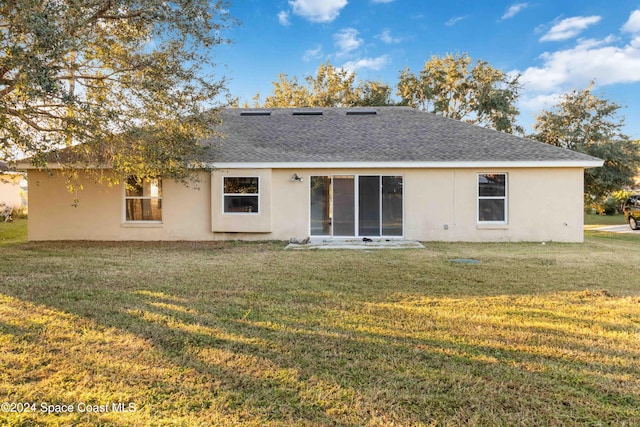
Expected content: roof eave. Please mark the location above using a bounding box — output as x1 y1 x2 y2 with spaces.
18 159 604 171
16 162 114 171
207 160 605 169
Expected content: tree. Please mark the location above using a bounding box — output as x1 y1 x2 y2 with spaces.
258 62 394 108
532 84 640 199
397 53 522 133
1 0 235 185
355 80 394 107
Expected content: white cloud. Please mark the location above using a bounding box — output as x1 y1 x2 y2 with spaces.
540 16 601 42
277 10 291 26
334 28 363 56
515 10 640 132
342 55 390 72
519 92 563 114
288 0 348 23
303 45 324 62
445 16 466 27
377 28 401 44
519 36 640 92
501 3 528 20
622 10 640 33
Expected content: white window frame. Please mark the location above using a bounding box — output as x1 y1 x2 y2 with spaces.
123 177 163 223
308 174 404 238
477 173 508 225
222 176 260 215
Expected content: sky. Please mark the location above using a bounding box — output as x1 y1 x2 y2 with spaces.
217 0 640 139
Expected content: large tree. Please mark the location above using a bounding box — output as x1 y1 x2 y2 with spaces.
532 84 640 199
1 0 234 184
257 62 394 108
397 53 522 133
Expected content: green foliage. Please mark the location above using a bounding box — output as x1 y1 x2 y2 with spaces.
583 138 640 198
257 61 395 108
1 0 236 185
611 189 633 205
397 53 522 133
532 84 640 199
600 196 618 215
354 80 394 106
600 189 635 215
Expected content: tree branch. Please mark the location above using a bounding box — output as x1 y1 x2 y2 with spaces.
0 82 16 98
6 112 67 133
99 10 146 20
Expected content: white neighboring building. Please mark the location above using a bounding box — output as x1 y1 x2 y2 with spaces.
0 162 27 213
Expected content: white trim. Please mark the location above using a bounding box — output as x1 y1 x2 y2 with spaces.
222 176 260 215
122 177 163 224
207 160 603 169
477 173 508 225
19 159 604 170
121 222 163 228
309 174 405 239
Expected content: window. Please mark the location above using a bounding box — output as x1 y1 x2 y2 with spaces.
223 177 259 213
478 173 507 223
125 176 162 221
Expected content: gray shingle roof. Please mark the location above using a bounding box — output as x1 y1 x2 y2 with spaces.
204 107 601 166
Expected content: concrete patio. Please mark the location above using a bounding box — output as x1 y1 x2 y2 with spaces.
285 239 425 250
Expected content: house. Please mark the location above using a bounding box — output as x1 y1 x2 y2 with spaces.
22 107 602 242
0 162 27 215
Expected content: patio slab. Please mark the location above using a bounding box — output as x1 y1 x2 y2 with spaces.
285 239 425 250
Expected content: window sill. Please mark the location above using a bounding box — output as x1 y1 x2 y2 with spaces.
223 212 261 215
477 223 509 230
121 222 163 228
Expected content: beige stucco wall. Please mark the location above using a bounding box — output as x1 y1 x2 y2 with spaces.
27 167 586 242
27 170 213 241
211 169 272 233
264 168 585 242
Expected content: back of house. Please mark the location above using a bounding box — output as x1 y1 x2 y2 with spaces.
22 107 602 242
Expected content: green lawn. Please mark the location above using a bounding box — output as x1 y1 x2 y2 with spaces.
584 213 626 226
0 218 27 246
0 221 639 426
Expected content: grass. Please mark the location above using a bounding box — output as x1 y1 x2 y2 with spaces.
0 218 27 246
0 222 639 426
584 213 626 226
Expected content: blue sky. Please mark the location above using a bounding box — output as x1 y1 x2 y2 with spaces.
219 1 640 138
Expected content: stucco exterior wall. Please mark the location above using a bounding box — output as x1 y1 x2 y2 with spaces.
27 170 213 241
211 169 272 233
27 167 586 242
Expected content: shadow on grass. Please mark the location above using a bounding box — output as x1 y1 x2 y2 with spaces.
1 240 639 425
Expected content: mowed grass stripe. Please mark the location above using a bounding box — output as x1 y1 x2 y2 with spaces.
0 219 639 426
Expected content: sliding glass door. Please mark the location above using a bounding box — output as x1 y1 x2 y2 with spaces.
310 175 403 237
333 176 355 236
358 176 381 236
310 176 331 236
382 176 403 236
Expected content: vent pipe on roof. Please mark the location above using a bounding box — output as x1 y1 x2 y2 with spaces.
292 111 323 116
240 111 271 116
346 110 377 115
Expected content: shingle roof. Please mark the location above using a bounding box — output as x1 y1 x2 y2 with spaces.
204 107 601 166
